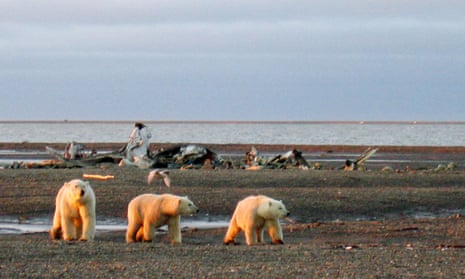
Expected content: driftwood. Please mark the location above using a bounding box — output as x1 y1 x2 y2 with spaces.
244 147 311 170
44 144 223 169
151 145 222 168
344 147 378 171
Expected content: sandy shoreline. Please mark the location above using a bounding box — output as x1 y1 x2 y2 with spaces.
2 216 465 278
1 143 465 277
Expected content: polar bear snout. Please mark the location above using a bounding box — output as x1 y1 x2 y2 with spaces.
186 202 199 214
286 211 290 217
189 206 200 215
80 189 85 197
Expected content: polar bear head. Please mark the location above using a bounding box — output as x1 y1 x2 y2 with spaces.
256 197 290 220
178 196 199 215
160 194 199 216
65 179 93 202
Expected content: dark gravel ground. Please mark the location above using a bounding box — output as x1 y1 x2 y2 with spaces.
1 144 465 278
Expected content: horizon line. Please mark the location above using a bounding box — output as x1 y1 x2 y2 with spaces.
1 120 465 125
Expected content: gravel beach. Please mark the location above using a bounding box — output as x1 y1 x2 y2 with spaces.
1 143 465 278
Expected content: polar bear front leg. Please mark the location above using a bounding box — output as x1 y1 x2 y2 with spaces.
266 219 284 244
61 216 77 240
167 216 181 244
79 207 96 241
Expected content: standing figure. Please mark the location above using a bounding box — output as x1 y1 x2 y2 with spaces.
64 141 85 160
125 122 152 162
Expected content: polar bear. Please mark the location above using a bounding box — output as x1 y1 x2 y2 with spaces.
224 195 290 245
126 193 199 244
50 179 96 241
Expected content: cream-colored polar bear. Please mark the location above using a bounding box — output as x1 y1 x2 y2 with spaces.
224 195 290 245
126 193 199 244
50 179 96 241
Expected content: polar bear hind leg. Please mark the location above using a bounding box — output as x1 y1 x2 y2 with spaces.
126 222 141 243
244 225 260 245
50 214 62 240
256 227 264 243
224 220 241 245
143 222 156 242
135 226 145 241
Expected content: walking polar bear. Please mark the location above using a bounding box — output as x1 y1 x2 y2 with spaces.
126 193 199 244
224 195 290 245
50 179 96 241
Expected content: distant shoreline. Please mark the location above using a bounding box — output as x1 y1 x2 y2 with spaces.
1 120 465 125
2 142 464 170
2 142 465 155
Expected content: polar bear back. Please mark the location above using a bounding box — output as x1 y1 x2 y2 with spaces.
234 195 288 221
127 193 198 226
128 193 191 214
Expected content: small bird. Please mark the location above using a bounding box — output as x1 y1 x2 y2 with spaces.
147 169 171 188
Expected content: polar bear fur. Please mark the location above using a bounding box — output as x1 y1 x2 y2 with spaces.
224 195 290 245
126 193 199 244
50 179 96 241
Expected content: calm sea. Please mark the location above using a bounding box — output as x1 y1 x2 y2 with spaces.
0 121 464 146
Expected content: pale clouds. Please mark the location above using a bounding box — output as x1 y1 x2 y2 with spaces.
1 1 464 121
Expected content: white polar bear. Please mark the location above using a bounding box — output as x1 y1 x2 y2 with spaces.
224 195 290 245
50 179 96 241
126 193 199 244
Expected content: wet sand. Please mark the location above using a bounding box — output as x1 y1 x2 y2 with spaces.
1 144 465 278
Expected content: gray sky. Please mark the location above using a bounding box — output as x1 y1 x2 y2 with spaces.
1 0 464 121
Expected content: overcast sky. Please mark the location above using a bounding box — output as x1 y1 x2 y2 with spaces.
1 1 464 121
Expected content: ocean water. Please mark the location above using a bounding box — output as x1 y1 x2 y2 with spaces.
0 215 228 235
0 121 464 146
